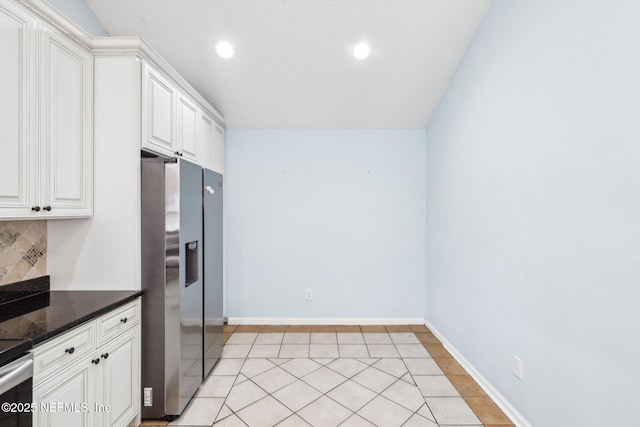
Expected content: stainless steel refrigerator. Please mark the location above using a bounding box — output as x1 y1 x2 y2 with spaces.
140 157 206 420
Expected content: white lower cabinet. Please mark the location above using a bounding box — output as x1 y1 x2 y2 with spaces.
33 300 141 427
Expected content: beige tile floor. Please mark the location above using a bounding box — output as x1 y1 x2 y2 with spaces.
142 326 514 427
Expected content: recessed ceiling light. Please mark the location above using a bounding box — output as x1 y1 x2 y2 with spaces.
353 43 371 60
216 41 236 59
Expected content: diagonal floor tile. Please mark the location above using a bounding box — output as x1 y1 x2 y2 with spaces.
214 404 233 422
372 358 408 378
235 396 292 427
400 372 416 385
351 366 397 393
251 366 297 393
417 403 437 422
212 413 247 426
297 396 352 427
312 358 336 365
326 358 368 378
271 379 322 412
327 380 377 412
402 413 438 426
381 379 425 411
279 358 321 377
276 414 312 426
240 359 276 378
234 374 249 385
224 380 268 412
357 395 413 427
301 366 347 393
339 414 376 426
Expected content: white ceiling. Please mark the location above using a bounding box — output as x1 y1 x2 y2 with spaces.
86 0 491 128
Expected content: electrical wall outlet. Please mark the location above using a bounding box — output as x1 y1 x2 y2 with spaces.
513 355 523 380
305 289 313 301
143 387 153 406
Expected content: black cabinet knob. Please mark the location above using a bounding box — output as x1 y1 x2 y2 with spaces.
101 353 109 359
120 318 128 323
91 358 100 365
43 206 52 211
31 206 41 212
65 347 75 354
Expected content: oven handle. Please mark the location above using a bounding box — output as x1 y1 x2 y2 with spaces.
0 355 34 395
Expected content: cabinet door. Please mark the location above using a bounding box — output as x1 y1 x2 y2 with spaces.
33 363 94 427
213 121 225 175
0 3 37 218
177 94 200 163
142 64 175 157
39 24 93 217
99 328 140 427
200 110 215 170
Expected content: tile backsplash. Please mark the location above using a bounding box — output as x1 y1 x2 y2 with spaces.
0 221 47 286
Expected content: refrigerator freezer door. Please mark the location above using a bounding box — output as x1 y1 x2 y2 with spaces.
203 169 223 377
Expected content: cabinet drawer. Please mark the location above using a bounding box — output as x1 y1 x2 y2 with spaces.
97 300 140 346
33 322 95 380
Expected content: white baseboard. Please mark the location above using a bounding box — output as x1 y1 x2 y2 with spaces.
425 320 532 427
228 317 425 325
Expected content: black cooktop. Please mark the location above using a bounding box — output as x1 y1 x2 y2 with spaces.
0 339 32 366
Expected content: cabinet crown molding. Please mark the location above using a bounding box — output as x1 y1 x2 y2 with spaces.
16 0 224 126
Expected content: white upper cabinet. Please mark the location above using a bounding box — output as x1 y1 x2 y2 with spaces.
213 121 225 174
0 3 37 218
142 62 221 167
200 110 215 171
200 111 225 174
142 64 175 157
0 2 93 220
177 93 200 163
40 23 93 217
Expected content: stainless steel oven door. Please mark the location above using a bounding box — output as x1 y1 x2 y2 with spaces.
0 353 33 427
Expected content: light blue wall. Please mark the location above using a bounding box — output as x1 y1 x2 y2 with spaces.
424 0 640 426
226 129 426 320
47 0 108 36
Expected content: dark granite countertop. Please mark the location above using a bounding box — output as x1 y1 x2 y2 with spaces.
0 289 142 345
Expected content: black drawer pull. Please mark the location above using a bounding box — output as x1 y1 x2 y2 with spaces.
91 358 100 365
120 318 128 323
43 206 52 211
101 353 109 359
31 206 41 212
65 347 75 354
